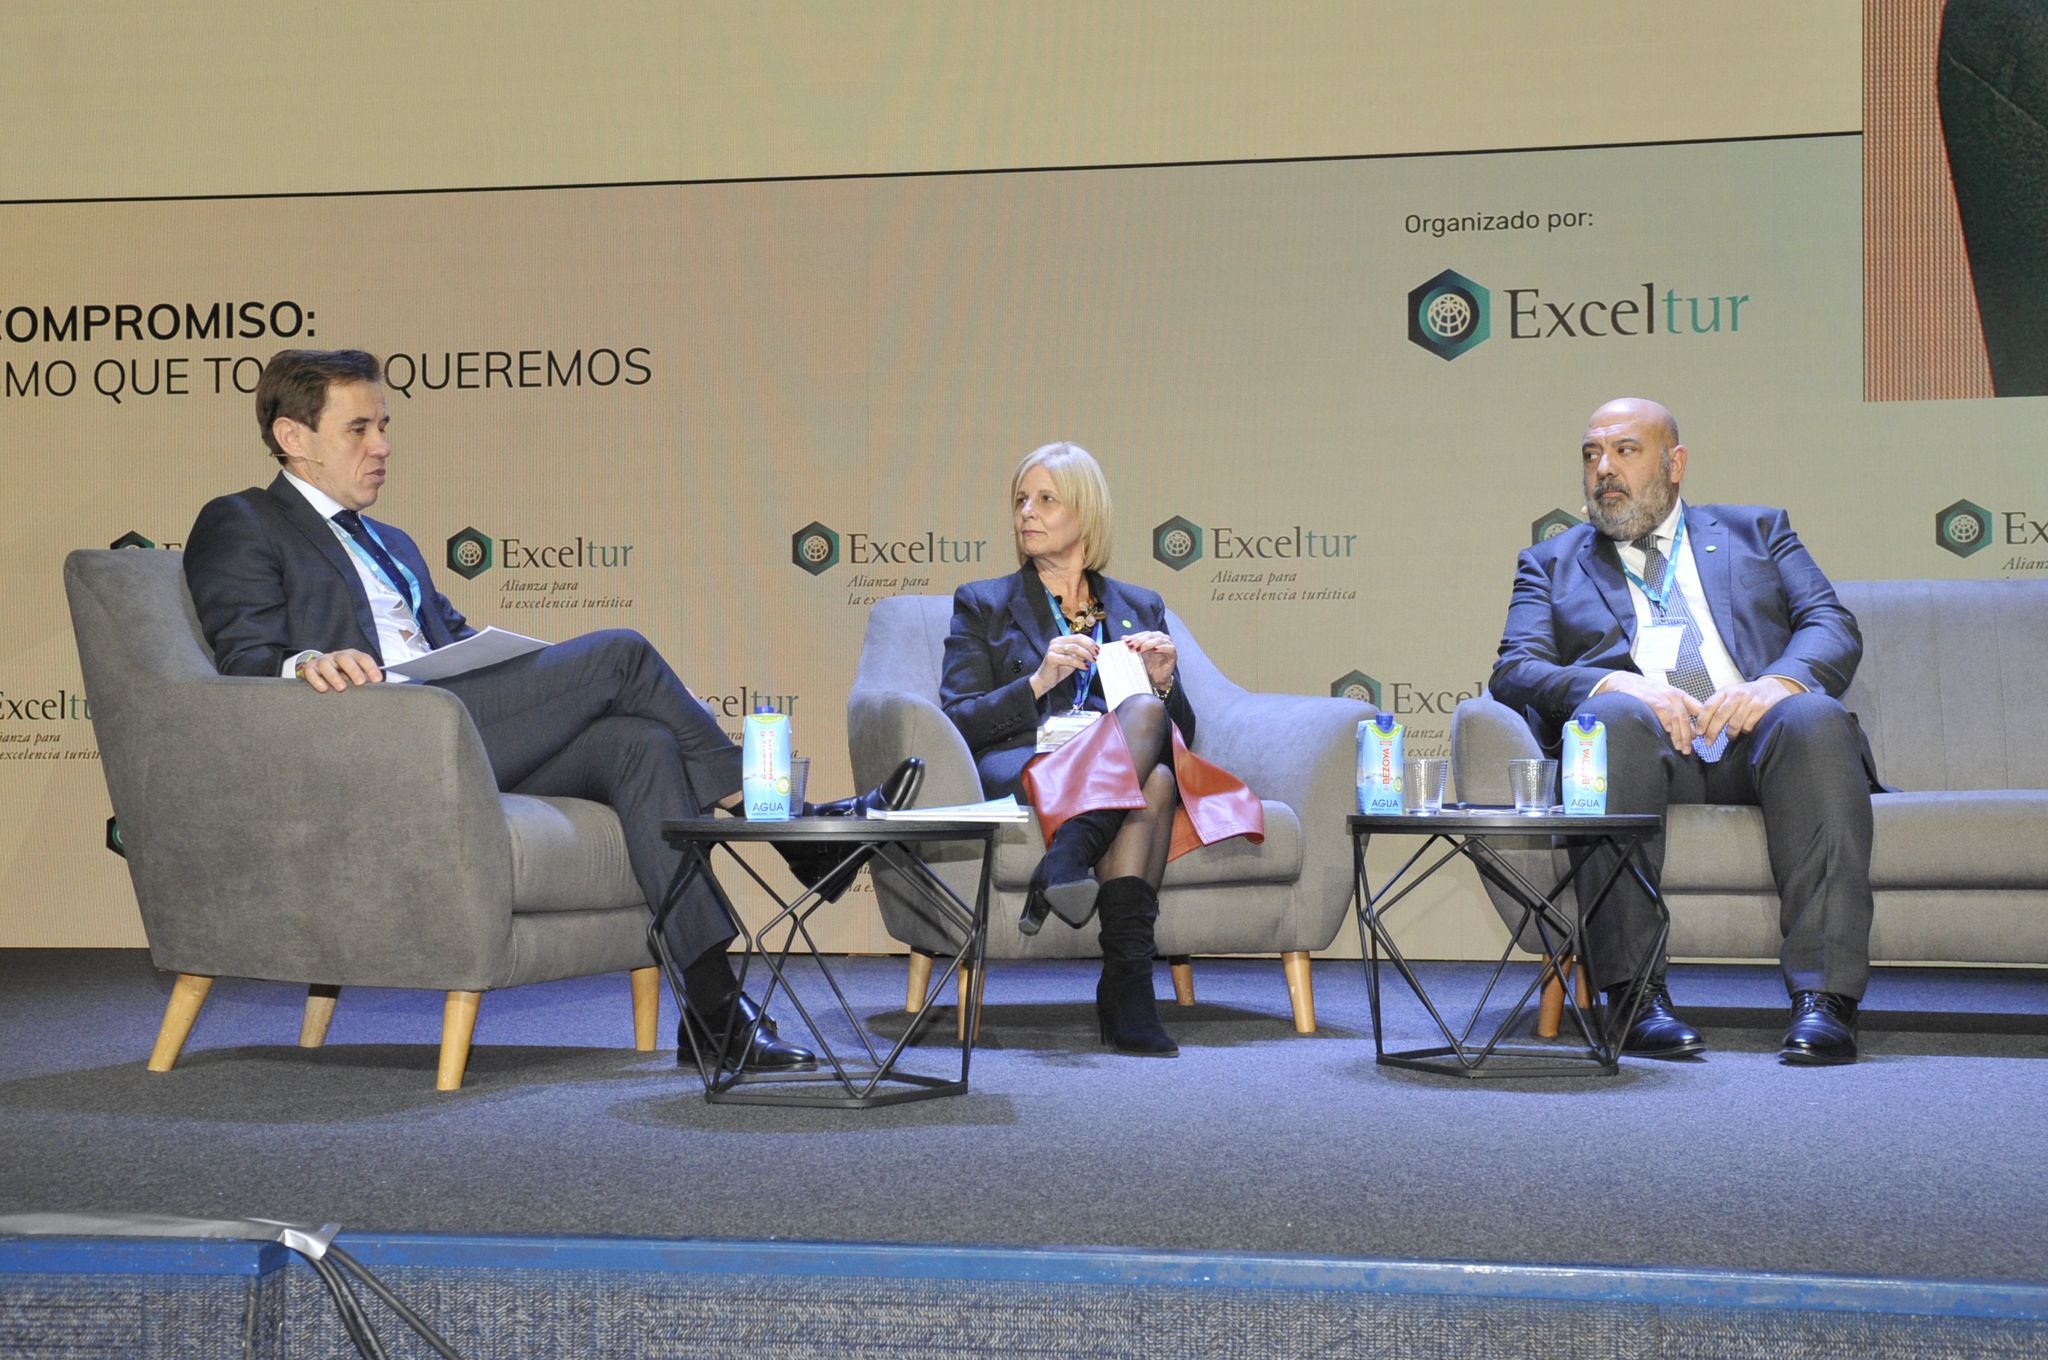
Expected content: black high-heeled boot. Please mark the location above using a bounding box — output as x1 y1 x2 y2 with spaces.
1018 809 1123 935
1092 876 1178 1056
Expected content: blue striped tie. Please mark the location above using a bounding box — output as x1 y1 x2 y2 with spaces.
1634 533 1727 762
332 510 418 614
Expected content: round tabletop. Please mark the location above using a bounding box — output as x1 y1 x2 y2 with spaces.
1347 808 1661 834
661 816 999 844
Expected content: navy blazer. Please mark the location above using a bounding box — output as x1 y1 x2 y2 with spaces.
941 567 1197 797
184 473 475 677
1490 504 1863 749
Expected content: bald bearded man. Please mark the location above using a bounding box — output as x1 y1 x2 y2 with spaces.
1490 398 1881 1065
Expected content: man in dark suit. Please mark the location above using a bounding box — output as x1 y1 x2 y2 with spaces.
1490 397 1876 1064
183 348 914 1071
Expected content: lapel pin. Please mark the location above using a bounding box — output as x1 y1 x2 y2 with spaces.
1121 619 1134 629
1704 544 1718 552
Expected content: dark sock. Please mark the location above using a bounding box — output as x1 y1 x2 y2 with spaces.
681 947 739 1014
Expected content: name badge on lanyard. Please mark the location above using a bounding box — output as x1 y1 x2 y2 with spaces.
1634 623 1685 673
1036 710 1099 754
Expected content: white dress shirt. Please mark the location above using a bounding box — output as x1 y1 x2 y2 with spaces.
278 471 435 675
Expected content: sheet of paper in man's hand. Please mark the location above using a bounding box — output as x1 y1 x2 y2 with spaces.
386 627 549 682
1095 639 1152 709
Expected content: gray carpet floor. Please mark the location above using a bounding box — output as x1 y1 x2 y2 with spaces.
1 949 2044 1287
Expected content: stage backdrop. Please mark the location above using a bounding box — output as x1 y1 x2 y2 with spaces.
8 114 2044 960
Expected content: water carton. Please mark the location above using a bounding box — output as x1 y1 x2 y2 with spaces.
741 707 793 820
1357 714 1405 815
1561 712 1608 816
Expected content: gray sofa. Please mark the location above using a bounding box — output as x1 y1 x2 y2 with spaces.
846 594 1373 1032
1452 578 2048 967
65 548 661 1090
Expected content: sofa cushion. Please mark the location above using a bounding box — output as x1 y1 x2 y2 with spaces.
1867 789 2048 889
991 801 1303 891
503 794 643 913
1652 789 2048 895
1659 805 1775 893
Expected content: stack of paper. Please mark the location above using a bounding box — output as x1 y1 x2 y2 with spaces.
866 796 1030 822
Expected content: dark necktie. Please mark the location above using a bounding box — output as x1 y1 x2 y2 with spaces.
1633 533 1727 762
332 509 418 614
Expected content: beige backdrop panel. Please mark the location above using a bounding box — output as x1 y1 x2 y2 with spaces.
2 2 1859 201
7 132 2040 956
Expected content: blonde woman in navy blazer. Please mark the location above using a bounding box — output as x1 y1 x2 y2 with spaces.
939 443 1218 1056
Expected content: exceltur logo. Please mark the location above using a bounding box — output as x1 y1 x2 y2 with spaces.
1153 516 1203 570
447 526 633 579
1531 509 1583 545
447 527 494 579
1408 271 1752 361
1408 269 1490 361
792 522 840 575
1934 499 1992 558
1151 514 1356 572
789 521 985 575
1332 671 1488 716
1330 671 1382 706
108 530 183 551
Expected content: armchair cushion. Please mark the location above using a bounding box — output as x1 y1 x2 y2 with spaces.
505 795 643 913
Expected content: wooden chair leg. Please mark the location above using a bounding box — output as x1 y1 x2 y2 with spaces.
1537 954 1568 1038
906 950 934 1012
1282 951 1315 1034
630 966 659 1052
299 984 340 1048
955 964 985 1044
437 990 481 1092
1168 956 1195 1007
1535 956 1596 1038
147 973 213 1072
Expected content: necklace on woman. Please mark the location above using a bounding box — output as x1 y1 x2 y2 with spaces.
1061 595 1106 631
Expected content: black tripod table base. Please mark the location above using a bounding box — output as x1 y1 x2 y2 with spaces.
655 817 997 1110
1348 811 1667 1081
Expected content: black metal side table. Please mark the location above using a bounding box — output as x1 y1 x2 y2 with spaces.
655 817 995 1108
1348 809 1668 1077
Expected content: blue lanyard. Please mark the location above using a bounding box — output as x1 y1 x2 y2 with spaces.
1044 586 1105 704
1619 514 1687 617
334 516 424 616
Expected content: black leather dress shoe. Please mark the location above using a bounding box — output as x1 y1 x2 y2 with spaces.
678 991 816 1072
1607 982 1706 1059
1781 991 1859 1065
777 757 926 901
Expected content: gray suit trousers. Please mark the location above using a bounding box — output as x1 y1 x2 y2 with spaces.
1572 689 1874 999
436 628 744 969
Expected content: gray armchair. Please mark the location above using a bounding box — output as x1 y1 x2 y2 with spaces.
846 594 1372 1033
64 548 660 1090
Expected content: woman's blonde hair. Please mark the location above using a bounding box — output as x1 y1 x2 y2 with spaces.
1011 441 1112 571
